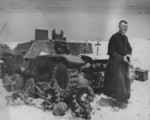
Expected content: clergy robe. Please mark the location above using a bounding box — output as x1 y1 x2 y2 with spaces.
104 32 132 102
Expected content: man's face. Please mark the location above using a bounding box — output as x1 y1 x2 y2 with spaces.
119 22 128 34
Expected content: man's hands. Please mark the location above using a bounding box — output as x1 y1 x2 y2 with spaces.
123 55 129 63
126 54 131 59
123 54 134 68
123 54 131 63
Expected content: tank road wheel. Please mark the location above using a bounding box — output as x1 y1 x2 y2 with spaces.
52 63 69 93
2 75 13 92
25 78 36 98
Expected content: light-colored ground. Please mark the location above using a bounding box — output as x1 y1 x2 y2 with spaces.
0 73 150 120
0 80 11 111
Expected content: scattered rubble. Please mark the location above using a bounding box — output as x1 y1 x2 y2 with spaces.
2 77 95 120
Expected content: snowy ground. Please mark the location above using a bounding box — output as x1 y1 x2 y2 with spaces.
0 74 150 120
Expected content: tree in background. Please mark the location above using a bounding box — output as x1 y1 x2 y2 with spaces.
0 43 16 75
0 43 13 58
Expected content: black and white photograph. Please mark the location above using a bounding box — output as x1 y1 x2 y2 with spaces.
0 0 150 120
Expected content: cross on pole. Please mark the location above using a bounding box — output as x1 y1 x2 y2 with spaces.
95 41 101 55
85 40 88 54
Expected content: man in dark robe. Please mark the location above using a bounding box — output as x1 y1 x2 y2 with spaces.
104 20 132 104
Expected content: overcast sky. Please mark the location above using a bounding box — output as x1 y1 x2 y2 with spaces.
0 0 150 47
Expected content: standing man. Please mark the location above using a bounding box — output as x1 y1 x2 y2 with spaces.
104 20 132 106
